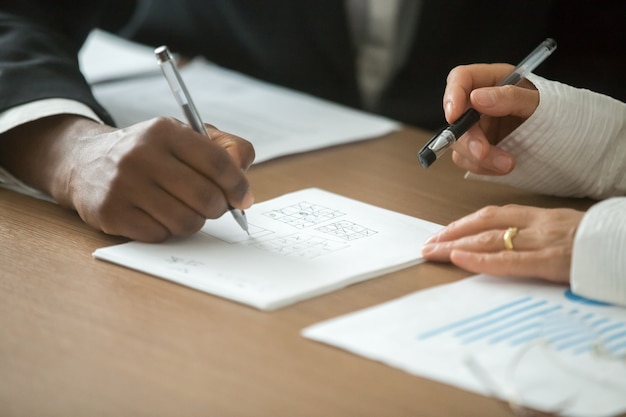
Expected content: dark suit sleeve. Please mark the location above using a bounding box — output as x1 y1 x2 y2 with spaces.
0 1 137 125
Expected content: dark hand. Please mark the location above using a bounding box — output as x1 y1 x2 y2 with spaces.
0 115 255 242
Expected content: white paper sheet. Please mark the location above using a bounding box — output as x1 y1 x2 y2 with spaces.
79 29 162 84
89 57 399 163
93 188 442 310
78 28 400 164
303 275 626 417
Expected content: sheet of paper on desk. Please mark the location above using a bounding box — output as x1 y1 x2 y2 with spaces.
88 56 399 164
93 188 442 311
79 29 162 84
303 274 626 417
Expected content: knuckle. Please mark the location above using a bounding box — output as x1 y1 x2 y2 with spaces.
502 203 522 211
477 205 500 220
231 177 251 200
242 140 256 166
145 116 177 132
138 117 180 146
477 232 495 246
94 192 125 229
447 65 468 82
499 84 521 102
198 192 225 218
208 150 231 176
171 214 205 237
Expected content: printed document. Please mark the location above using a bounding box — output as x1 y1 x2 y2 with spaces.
93 188 442 311
303 274 626 417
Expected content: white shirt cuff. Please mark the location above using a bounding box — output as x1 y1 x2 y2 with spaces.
571 198 626 307
465 74 626 199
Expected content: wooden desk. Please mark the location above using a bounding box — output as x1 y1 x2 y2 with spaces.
0 127 594 416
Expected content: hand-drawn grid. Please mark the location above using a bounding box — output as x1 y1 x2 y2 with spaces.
200 223 274 244
315 220 378 240
250 233 349 258
262 201 345 228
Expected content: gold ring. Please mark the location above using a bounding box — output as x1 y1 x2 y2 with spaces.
503 227 518 251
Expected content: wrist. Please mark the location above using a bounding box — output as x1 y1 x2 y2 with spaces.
0 115 113 208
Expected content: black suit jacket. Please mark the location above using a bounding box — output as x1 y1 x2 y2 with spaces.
1 0 624 130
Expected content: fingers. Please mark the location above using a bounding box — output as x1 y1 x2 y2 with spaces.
208 125 256 172
443 64 539 176
470 84 539 119
450 126 515 175
444 63 516 122
68 117 255 241
422 205 584 283
427 205 531 243
449 248 572 283
161 120 254 211
421 229 521 261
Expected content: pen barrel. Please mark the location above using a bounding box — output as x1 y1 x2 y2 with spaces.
499 38 557 86
448 109 480 139
499 72 522 86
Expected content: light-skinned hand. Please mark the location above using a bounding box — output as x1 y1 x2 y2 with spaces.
0 115 255 242
443 63 540 175
421 204 585 283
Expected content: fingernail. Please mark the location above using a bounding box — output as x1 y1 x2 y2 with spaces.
473 89 497 107
469 140 482 159
444 100 453 120
493 154 513 173
421 244 435 256
424 232 440 244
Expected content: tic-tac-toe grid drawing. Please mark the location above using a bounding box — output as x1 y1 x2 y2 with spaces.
254 202 379 257
315 220 378 240
262 201 345 228
251 233 349 258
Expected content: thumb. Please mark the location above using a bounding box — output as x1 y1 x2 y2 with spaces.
470 85 539 119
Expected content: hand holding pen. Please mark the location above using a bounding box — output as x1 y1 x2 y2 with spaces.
155 45 252 234
418 38 557 170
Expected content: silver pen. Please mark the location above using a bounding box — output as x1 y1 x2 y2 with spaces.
418 38 557 168
155 45 249 234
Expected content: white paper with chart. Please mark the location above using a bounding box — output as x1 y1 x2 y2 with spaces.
303 274 626 417
93 188 442 310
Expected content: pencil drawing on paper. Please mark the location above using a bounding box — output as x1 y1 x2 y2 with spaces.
251 233 349 258
263 201 345 228
316 220 378 240
164 255 205 274
200 222 274 244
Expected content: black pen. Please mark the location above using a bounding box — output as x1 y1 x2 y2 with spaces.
155 45 250 234
418 38 557 168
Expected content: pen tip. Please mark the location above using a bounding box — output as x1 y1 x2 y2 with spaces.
418 147 436 168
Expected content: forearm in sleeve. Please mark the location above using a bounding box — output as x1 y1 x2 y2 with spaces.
467 74 626 199
571 198 626 307
0 1 136 124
